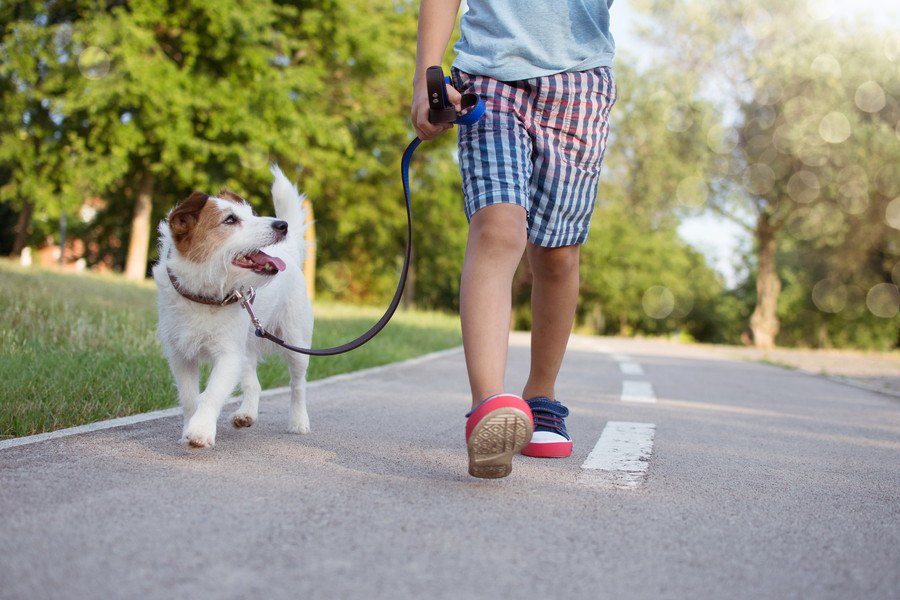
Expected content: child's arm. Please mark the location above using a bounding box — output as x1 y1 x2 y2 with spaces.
411 0 462 140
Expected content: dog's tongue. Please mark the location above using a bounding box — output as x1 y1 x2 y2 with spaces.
247 251 285 272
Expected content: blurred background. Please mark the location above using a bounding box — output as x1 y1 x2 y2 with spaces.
1 0 898 350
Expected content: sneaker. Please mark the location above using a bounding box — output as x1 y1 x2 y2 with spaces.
465 394 533 479
521 397 572 458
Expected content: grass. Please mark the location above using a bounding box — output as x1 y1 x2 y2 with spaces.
0 260 461 439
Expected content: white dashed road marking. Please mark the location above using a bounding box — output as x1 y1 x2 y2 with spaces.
578 421 656 489
621 380 657 403
619 361 644 376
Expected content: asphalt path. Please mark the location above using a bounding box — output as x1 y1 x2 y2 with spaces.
1 333 898 599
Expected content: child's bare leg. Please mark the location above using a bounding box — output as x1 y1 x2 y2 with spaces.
522 243 581 400
459 204 527 407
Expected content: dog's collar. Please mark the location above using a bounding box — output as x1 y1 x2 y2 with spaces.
167 268 255 307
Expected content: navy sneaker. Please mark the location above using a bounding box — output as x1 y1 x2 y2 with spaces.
521 397 572 458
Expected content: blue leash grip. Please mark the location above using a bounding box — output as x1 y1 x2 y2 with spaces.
426 66 484 126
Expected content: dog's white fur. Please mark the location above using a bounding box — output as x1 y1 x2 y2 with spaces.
152 165 313 448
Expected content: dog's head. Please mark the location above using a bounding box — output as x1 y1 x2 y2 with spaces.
165 189 288 283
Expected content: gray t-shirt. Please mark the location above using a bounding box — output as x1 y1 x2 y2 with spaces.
452 0 615 81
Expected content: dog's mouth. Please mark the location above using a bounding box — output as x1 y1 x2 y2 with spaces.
232 250 286 275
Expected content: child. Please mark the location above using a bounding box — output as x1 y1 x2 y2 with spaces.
411 0 616 478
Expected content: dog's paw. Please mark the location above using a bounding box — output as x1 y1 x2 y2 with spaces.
230 410 256 429
288 417 310 435
181 428 216 449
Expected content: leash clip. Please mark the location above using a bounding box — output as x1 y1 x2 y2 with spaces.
235 287 264 335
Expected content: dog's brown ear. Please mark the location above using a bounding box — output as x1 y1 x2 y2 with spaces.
169 192 209 244
218 189 246 205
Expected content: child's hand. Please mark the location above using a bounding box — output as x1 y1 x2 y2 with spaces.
411 79 463 141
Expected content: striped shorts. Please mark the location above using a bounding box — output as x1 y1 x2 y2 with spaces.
452 66 617 247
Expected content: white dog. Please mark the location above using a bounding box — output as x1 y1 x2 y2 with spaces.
152 165 313 448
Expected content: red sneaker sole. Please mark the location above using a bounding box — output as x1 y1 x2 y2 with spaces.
466 395 533 479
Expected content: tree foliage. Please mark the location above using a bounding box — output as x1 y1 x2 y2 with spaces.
2 1 895 348
633 0 900 348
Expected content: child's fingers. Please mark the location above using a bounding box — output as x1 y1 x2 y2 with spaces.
445 84 463 113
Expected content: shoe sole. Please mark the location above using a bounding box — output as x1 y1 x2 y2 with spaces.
466 407 533 479
521 440 573 458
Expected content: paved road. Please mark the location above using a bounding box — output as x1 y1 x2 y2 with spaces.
1 334 898 599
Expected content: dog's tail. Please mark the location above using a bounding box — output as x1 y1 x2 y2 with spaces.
270 164 309 250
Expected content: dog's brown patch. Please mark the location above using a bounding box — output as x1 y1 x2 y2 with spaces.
218 189 246 205
168 192 209 252
168 192 237 262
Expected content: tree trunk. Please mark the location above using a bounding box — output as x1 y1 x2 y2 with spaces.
749 214 781 349
11 200 33 257
303 198 316 301
124 172 154 280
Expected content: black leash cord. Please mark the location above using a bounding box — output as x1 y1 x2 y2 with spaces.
242 137 422 356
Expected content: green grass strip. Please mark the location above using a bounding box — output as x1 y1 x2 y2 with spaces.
0 260 461 439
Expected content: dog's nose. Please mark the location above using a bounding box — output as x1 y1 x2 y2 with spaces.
272 220 288 235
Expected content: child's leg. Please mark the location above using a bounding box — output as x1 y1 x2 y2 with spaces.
460 203 528 407
521 243 581 400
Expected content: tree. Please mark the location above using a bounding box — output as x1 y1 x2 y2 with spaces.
635 0 900 347
0 1 83 256
572 62 728 340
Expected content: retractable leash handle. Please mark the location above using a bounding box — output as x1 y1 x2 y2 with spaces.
426 65 485 126
249 66 484 356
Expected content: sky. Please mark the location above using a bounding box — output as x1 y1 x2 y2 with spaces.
608 1 900 287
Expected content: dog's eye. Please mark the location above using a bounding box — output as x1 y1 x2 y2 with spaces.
222 215 238 225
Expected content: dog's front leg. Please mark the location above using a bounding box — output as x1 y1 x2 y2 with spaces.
182 354 243 448
230 353 261 428
169 357 200 431
287 352 311 434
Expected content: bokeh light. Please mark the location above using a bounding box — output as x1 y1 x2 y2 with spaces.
855 81 886 113
676 175 708 208
866 283 900 318
812 278 848 313
642 286 675 320
742 5 773 40
772 123 798 154
665 105 694 133
819 112 851 144
810 53 842 78
756 83 783 107
885 197 900 230
78 46 111 80
670 289 695 319
787 170 820 204
743 163 775 195
837 165 870 215
707 124 739 154
753 106 777 130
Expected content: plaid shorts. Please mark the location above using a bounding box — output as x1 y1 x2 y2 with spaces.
452 66 617 247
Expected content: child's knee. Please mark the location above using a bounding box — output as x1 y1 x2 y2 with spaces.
529 245 580 279
469 205 527 256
